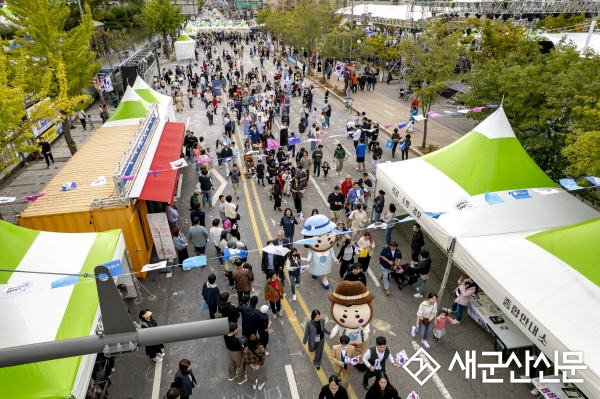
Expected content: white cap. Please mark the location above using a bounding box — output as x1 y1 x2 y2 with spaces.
260 305 269 314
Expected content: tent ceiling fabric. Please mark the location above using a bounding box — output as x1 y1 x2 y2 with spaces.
455 228 600 399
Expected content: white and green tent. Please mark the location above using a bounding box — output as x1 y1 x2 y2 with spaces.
376 107 599 249
0 221 125 399
103 87 151 127
455 218 600 398
174 34 195 61
132 76 176 122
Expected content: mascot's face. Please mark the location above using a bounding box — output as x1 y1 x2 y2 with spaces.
309 231 337 252
331 302 373 329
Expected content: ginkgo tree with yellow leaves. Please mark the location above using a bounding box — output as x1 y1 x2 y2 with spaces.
6 0 100 156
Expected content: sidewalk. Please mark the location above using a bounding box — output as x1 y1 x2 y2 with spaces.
319 74 464 153
0 100 112 224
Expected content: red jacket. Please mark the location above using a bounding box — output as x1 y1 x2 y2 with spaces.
340 179 353 196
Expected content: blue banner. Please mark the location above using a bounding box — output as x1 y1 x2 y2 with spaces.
585 176 600 186
183 256 207 270
559 179 584 191
224 248 248 260
51 275 79 289
485 192 505 205
102 260 124 277
508 190 532 200
287 55 297 66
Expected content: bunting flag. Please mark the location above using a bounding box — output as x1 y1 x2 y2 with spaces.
586 176 600 186
223 248 248 260
261 245 288 256
443 110 458 115
61 182 77 192
472 107 486 112
50 275 79 289
148 170 160 177
424 211 446 219
288 136 302 145
296 237 317 245
487 104 500 108
182 256 207 270
141 261 168 272
169 158 188 170
398 122 409 129
559 179 584 191
91 176 107 186
120 175 135 181
427 111 442 118
267 139 279 149
23 193 45 202
484 191 504 205
532 188 559 195
196 157 213 164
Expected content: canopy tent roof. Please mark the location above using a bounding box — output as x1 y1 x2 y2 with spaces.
0 221 122 399
176 33 193 41
104 87 151 127
132 76 176 122
455 218 600 399
540 32 600 54
337 4 432 21
376 107 598 249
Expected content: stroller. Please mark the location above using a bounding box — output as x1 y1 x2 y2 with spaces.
244 154 255 178
391 263 419 290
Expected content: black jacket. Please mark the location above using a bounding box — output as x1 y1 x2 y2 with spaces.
261 249 285 273
411 231 425 249
413 258 431 276
171 369 197 396
344 270 367 286
327 192 345 211
218 302 240 323
365 383 400 399
373 196 385 213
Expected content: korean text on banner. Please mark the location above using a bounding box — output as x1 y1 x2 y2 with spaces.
146 213 178 260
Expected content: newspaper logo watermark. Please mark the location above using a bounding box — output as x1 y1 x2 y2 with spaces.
403 348 441 386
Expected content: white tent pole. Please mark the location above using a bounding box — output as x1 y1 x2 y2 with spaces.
437 237 456 304
583 17 597 53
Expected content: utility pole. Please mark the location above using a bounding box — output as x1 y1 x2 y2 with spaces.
349 0 354 62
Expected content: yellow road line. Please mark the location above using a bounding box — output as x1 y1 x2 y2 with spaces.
234 127 359 399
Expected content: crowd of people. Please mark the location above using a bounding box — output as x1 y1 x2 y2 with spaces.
145 30 490 399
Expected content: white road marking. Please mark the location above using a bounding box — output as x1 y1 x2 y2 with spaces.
384 103 395 110
310 176 328 204
383 110 394 116
410 341 454 399
210 169 227 206
285 364 301 399
186 116 190 127
176 173 183 198
151 359 163 399
367 268 381 287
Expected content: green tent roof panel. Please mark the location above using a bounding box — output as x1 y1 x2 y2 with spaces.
135 88 161 104
423 108 558 196
177 34 193 41
106 100 150 122
526 218 600 287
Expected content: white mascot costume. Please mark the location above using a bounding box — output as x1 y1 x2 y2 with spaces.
301 214 339 289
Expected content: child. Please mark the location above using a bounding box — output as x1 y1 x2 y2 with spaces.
256 159 265 186
273 182 283 211
206 147 214 169
336 221 347 247
321 161 330 178
281 168 292 197
433 308 457 342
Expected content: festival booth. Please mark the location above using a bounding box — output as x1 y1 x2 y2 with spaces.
174 34 195 61
455 218 600 399
0 221 127 399
376 107 599 251
17 80 186 274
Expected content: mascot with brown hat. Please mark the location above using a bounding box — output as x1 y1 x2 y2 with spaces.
329 281 374 371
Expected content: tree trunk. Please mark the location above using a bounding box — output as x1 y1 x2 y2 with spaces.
162 31 170 58
421 103 431 149
61 116 78 156
97 87 105 106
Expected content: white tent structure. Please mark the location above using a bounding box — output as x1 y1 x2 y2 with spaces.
132 76 176 122
376 107 599 251
0 221 126 399
337 4 432 21
540 32 600 54
455 218 600 399
174 34 195 61
103 87 152 127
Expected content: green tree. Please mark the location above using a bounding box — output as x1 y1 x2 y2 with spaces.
141 0 184 57
563 97 600 177
6 0 101 156
317 27 351 74
359 33 399 64
0 50 58 172
461 40 600 181
398 22 462 148
462 18 526 60
536 13 587 32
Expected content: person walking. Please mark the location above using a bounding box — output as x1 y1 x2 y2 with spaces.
264 270 284 318
312 144 324 178
286 247 303 301
344 263 367 286
243 334 267 391
410 249 431 298
347 183 364 211
303 309 331 370
410 223 425 262
238 295 266 338
383 204 396 246
336 238 356 278
224 241 238 290
400 134 411 160
290 175 305 215
139 309 165 362
202 273 221 319
198 170 214 208
330 335 356 389
257 305 272 354
362 337 400 390
279 208 299 243
348 204 368 243
224 322 247 385
38 138 55 168
188 217 209 256
411 292 438 348
370 141 383 173
218 292 241 323
365 372 400 399
356 231 375 273
232 261 253 304
170 359 197 399
333 144 346 175
209 219 224 266
78 110 87 130
377 241 402 296
318 375 349 399
172 227 190 266
390 129 401 158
